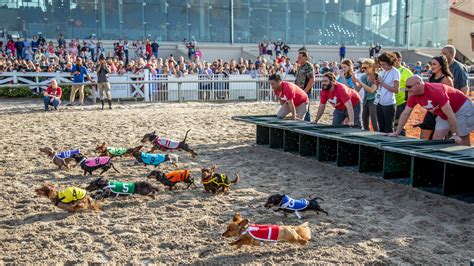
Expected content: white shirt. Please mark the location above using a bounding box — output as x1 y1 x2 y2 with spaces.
377 67 400 106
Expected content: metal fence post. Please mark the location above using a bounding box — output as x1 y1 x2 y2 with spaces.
178 82 182 103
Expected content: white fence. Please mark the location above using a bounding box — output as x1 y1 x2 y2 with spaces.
0 71 472 102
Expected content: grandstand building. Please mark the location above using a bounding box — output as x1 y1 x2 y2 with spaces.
0 0 449 48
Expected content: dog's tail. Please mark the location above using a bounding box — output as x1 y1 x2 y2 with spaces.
182 129 191 143
231 174 240 184
295 222 311 241
311 197 324 201
111 163 120 173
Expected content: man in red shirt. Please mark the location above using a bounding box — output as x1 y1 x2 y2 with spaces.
312 72 361 127
269 74 309 120
390 75 473 145
43 79 62 111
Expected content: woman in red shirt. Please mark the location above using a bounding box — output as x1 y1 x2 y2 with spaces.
43 79 62 111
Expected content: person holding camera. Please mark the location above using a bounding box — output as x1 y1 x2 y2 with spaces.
96 55 112 110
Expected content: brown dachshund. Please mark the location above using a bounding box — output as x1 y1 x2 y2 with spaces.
201 165 239 194
39 147 76 170
35 183 100 212
95 142 133 158
140 129 197 157
222 213 311 248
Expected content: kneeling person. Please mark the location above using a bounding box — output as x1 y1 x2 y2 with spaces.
269 74 309 120
43 79 62 111
312 73 361 127
390 76 473 146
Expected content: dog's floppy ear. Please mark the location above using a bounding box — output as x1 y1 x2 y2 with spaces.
232 213 242 223
238 219 249 227
211 165 217 172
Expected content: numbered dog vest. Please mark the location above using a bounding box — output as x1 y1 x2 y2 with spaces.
58 187 87 203
140 152 166 165
84 156 111 167
280 194 309 211
106 181 135 195
202 173 230 186
166 170 190 183
153 138 180 150
55 149 81 159
244 224 280 242
107 147 127 156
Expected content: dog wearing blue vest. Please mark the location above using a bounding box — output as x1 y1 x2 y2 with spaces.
85 177 160 200
265 194 328 219
39 147 79 169
129 145 178 167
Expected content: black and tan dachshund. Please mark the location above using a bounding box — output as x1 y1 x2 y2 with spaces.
147 169 196 190
71 153 119 176
141 129 197 157
265 194 328 219
85 177 160 200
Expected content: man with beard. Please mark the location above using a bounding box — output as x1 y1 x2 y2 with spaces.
312 72 361 127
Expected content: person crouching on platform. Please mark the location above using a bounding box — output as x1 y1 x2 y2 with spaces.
96 54 112 110
312 72 361 127
389 76 473 146
269 74 309 120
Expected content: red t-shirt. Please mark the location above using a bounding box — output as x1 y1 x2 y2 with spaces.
275 81 309 107
320 82 361 110
46 86 62 99
407 83 468 120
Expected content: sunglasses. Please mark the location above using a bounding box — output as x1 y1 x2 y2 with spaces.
361 67 367 70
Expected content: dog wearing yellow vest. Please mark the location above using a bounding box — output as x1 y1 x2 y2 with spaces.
35 183 100 212
201 165 239 194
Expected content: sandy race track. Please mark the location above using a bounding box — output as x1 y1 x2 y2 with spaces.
0 100 473 264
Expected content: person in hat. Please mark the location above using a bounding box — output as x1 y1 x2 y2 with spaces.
96 54 112 109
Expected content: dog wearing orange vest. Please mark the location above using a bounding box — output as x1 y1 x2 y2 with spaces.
147 169 196 190
222 213 311 248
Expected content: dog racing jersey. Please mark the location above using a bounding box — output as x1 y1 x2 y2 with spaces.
153 137 180 150
107 147 128 156
140 152 167 166
202 173 230 186
280 194 309 219
105 181 135 195
166 170 190 183
57 187 87 203
243 224 280 243
55 149 81 159
84 157 111 167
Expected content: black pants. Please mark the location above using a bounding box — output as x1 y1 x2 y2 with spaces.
376 104 395 133
394 102 406 136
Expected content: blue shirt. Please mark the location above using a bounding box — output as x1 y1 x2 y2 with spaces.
71 65 88 83
339 46 346 56
55 149 81 159
337 75 355 89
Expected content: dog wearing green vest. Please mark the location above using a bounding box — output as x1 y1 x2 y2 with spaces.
85 177 160 200
95 142 134 158
35 183 100 212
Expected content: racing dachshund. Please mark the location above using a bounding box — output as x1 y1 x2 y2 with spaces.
85 177 160 200
201 165 240 194
71 153 120 176
265 194 328 219
35 183 100 212
147 169 196 190
129 145 178 167
95 142 134 158
140 129 197 157
39 147 78 169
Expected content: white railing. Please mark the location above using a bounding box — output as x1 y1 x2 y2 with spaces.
0 71 472 102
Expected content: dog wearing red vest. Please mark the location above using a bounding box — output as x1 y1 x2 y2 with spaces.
222 213 311 248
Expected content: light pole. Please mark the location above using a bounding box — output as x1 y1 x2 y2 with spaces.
44 17 48 37
70 18 74 38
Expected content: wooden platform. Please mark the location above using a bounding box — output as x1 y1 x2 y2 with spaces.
233 115 474 202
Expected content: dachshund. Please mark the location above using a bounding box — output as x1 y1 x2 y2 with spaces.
129 145 178 167
35 183 99 212
85 177 160 200
264 194 328 219
141 129 197 157
95 142 133 158
147 169 195 190
201 165 239 194
71 153 120 176
39 147 78 169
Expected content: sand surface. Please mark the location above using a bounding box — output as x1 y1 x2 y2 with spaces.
0 99 473 264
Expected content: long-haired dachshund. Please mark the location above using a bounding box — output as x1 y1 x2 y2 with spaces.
201 165 239 194
222 213 311 248
141 129 197 157
129 145 178 167
71 153 120 176
95 142 133 158
85 177 160 200
147 169 196 190
39 147 78 169
265 194 328 219
35 183 100 212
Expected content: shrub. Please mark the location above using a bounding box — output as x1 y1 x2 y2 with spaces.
0 87 34 98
